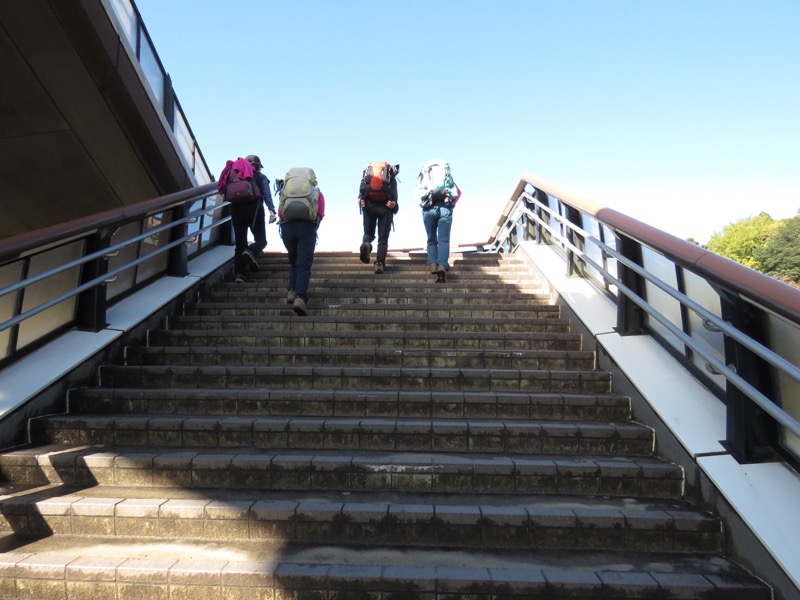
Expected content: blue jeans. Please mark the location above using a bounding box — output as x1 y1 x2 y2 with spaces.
280 220 317 302
422 205 453 270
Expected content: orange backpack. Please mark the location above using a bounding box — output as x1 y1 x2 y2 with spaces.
360 161 399 202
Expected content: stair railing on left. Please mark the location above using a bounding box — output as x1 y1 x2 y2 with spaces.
486 172 800 467
0 183 225 368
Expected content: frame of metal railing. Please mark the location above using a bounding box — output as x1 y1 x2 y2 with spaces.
488 173 800 465
0 183 227 366
106 0 213 186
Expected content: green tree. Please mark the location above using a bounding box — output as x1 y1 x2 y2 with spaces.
706 213 778 271
754 215 800 284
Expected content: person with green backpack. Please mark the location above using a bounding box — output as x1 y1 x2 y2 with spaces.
277 167 325 316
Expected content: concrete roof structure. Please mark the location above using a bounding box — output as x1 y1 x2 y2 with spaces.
0 0 199 239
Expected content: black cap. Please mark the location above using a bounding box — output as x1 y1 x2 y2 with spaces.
245 155 263 169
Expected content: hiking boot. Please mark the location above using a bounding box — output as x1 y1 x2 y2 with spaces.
428 262 439 274
242 249 259 272
374 261 384 274
359 242 372 264
435 269 446 284
286 290 297 304
234 273 247 284
292 297 307 316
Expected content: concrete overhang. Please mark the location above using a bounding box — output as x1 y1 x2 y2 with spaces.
0 0 196 239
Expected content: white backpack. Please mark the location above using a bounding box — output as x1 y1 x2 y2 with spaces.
414 159 458 206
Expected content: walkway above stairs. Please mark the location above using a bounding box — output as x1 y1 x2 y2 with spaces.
0 251 771 599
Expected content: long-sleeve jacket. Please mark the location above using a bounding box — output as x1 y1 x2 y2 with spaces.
254 171 275 213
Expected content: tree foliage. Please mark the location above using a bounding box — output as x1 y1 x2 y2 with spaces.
706 213 777 271
754 216 800 285
706 213 800 285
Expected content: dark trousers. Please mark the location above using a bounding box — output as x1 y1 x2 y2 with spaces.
361 202 394 264
231 200 266 274
280 220 318 302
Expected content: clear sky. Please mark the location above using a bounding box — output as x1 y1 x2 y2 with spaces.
134 0 799 251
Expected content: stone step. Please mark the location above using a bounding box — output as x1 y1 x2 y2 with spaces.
94 365 612 394
147 328 584 351
123 347 597 371
0 249 773 599
210 280 550 295
98 365 611 394
0 487 721 554
206 278 550 292
205 290 559 308
248 254 531 272
167 314 573 333
30 415 653 456
0 446 682 498
0 541 770 600
67 388 630 421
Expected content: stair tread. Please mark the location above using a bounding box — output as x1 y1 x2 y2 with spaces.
0 444 680 474
0 536 765 584
0 250 772 597
0 485 721 549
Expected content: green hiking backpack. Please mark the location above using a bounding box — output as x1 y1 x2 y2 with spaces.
279 167 319 222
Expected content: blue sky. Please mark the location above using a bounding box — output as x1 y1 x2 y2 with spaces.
134 0 799 251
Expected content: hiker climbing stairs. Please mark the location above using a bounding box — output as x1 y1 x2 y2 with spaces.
0 251 770 599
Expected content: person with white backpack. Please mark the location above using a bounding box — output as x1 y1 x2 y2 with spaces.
413 159 461 283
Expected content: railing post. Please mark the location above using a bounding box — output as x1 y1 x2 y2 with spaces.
220 203 233 246
720 294 777 462
565 206 583 277
533 188 550 245
615 233 647 335
75 228 113 332
166 204 189 277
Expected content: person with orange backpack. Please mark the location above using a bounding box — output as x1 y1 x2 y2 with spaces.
358 161 399 274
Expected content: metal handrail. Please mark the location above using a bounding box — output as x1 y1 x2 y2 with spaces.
517 198 800 439
524 192 800 386
490 173 800 323
488 172 800 464
0 183 218 263
0 216 224 335
0 183 227 365
0 197 222 306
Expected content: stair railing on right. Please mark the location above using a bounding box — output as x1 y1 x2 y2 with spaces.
486 172 800 467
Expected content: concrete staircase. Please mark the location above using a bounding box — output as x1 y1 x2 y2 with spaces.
0 251 771 599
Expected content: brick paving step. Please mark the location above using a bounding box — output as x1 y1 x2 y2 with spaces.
94 365 611 394
67 388 630 421
123 347 597 371
29 415 653 456
0 540 770 600
147 328 583 351
0 446 682 498
0 486 722 554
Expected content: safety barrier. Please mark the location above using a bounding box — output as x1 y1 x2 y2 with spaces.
0 184 225 366
487 173 800 466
